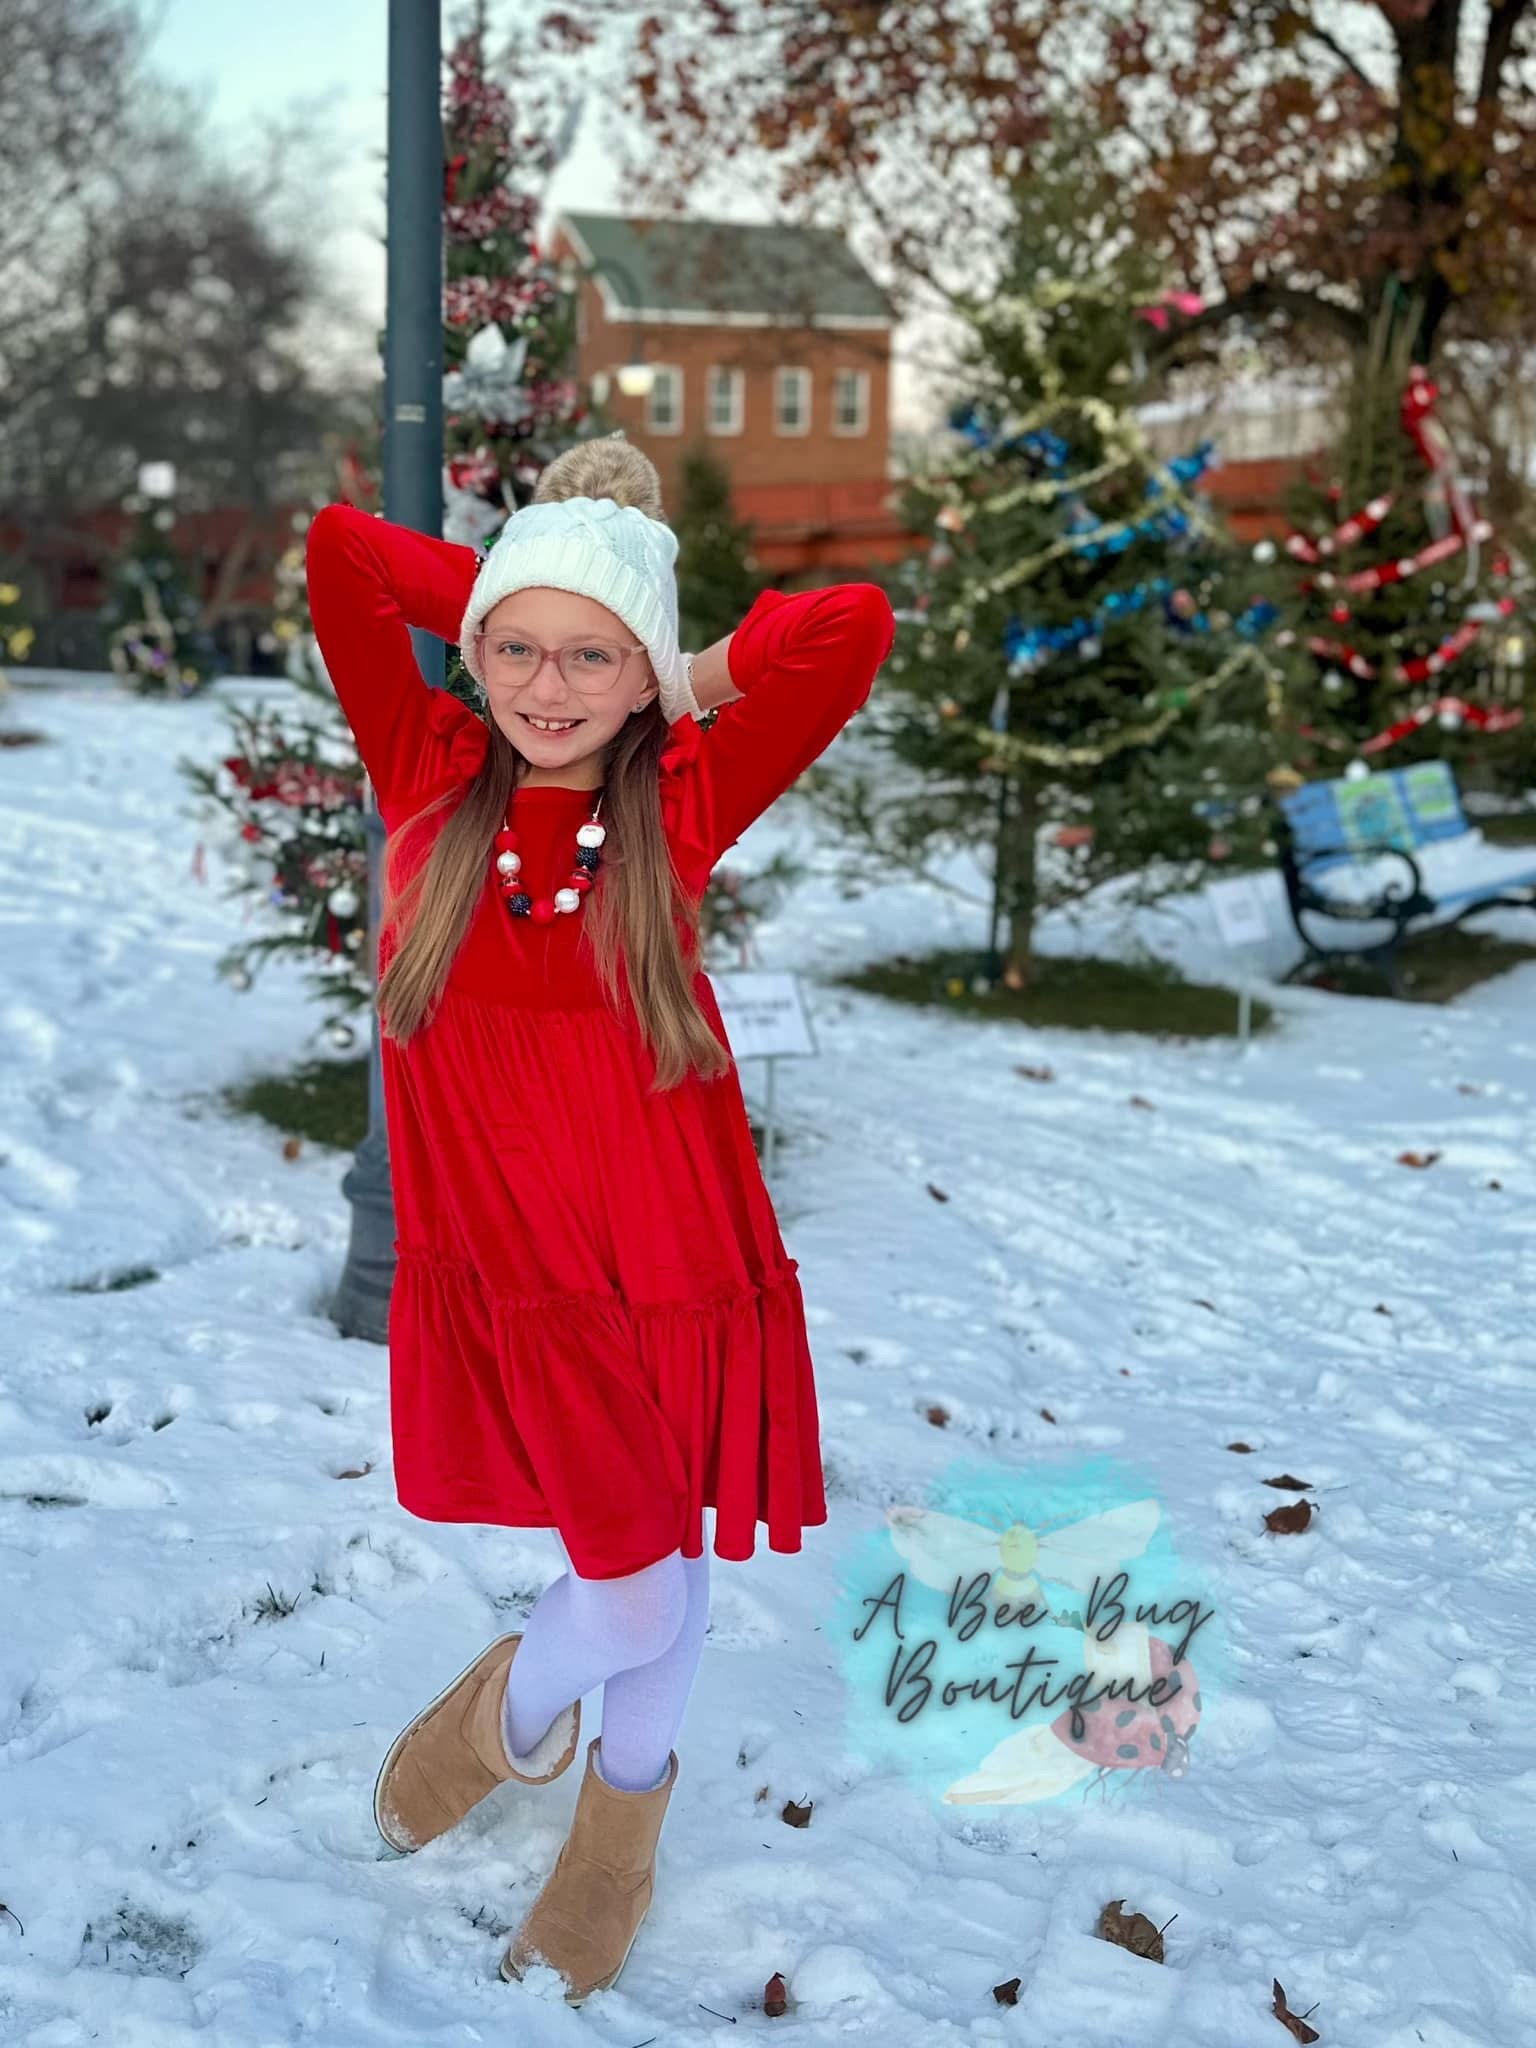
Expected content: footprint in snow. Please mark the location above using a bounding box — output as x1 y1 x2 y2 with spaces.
0 1454 174 1511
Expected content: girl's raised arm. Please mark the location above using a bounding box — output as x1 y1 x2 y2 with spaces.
305 503 485 810
669 582 896 877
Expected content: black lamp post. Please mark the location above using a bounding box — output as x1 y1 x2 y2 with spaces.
332 0 444 1343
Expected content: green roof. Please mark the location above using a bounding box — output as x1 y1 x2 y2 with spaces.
559 213 893 324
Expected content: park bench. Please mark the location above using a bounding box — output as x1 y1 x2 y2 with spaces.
1273 760 1536 990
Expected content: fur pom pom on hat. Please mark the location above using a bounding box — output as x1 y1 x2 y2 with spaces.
457 438 702 723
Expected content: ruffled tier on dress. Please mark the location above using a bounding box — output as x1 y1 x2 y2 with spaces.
388 1246 826 1578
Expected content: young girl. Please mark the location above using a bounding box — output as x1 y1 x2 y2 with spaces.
305 436 895 2004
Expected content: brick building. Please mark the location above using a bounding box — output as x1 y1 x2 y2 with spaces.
550 212 909 575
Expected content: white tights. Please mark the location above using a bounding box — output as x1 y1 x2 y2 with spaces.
501 1536 711 1792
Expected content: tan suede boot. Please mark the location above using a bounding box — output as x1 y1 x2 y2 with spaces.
500 1735 679 2004
373 1633 580 1853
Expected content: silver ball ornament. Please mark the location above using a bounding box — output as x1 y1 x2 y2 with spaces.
553 886 582 914
496 849 522 877
327 884 360 918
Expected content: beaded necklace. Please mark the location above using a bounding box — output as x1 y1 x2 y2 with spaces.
492 785 607 925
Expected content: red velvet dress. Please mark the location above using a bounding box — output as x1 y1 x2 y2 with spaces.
305 504 895 1579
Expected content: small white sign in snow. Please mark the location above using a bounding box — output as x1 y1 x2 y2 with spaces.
709 971 817 1060
1206 874 1270 950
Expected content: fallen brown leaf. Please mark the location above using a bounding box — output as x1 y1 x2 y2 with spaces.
1193 1299 1216 1313
1227 1441 1254 1453
1373 1303 1392 1315
1272 1977 1321 2042
764 1971 789 2018
282 1136 303 1162
1120 1367 1131 1376
1264 1500 1314 1535
926 1182 950 1202
1014 1064 1055 1083
1040 1407 1056 1424
754 1784 770 1803
992 1977 1021 2006
335 1462 373 1480
1128 1094 1156 1111
1096 1898 1172 1963
1262 1474 1311 1491
1489 1179 1503 1191
925 1404 950 1428
1396 1149 1441 1169
1456 1082 1483 1096
781 1796 812 1829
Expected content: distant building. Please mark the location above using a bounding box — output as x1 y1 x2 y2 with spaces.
1141 378 1336 539
551 212 912 575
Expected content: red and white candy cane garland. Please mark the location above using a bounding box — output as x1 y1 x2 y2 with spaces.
492 787 607 923
1360 695 1524 756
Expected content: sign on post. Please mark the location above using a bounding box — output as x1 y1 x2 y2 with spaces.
1205 874 1272 1049
710 971 817 1181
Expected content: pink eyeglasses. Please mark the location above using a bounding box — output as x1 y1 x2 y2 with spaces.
474 630 646 695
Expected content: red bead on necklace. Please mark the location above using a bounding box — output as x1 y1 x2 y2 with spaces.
493 786 607 924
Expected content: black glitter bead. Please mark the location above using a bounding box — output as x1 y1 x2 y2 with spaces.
506 891 531 915
575 846 602 872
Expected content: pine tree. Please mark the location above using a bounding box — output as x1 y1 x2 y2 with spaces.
104 493 215 696
439 4 584 554
673 443 765 651
1271 320 1525 777
183 508 372 1037
808 226 1286 990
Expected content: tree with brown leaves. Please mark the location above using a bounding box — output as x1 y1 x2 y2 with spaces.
540 2 1536 359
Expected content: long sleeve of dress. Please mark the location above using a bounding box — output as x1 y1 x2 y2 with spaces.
667 583 896 876
305 502 488 811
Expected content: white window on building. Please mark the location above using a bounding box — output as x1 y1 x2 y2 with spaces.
706 365 745 435
646 366 683 434
774 366 811 436
832 366 871 436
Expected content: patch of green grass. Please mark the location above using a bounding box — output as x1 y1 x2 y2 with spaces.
1477 810 1536 847
836 948 1274 1039
226 1051 774 1158
226 1056 369 1151
1303 923 1536 1003
249 1581 303 1622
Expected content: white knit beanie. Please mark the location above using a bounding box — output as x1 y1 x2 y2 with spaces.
457 494 701 722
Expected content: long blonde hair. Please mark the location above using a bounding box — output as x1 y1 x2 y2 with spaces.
375 439 731 1091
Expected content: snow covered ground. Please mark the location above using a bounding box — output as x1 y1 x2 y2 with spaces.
3 677 1535 2047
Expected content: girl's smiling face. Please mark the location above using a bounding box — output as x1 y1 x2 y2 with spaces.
478 586 659 778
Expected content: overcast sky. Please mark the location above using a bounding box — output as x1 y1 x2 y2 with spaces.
148 0 931 426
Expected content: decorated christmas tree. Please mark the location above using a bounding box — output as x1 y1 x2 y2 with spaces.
439 4 584 553
104 486 215 697
1271 332 1525 775
184 510 372 1038
809 262 1286 991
